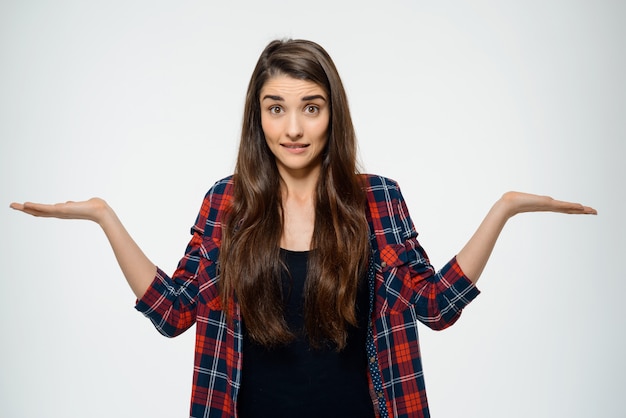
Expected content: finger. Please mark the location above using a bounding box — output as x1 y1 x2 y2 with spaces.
16 202 66 218
552 200 597 215
580 205 597 215
9 202 24 211
9 202 44 215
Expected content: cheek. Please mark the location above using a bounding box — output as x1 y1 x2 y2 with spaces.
260 117 275 140
314 116 330 138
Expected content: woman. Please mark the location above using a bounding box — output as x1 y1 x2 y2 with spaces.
10 39 596 418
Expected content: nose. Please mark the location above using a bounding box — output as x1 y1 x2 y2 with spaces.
285 113 303 139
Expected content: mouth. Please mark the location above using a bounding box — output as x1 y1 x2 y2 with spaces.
281 143 310 149
281 143 309 155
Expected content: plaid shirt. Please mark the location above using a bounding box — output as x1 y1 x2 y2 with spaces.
136 175 480 418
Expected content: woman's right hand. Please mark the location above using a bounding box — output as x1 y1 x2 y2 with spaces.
10 198 110 224
10 197 156 298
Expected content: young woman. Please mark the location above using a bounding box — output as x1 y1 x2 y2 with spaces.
10 39 596 418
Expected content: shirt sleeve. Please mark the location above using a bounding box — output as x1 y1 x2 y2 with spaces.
368 176 480 330
134 178 232 338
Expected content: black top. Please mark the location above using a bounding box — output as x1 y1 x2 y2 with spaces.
238 249 375 418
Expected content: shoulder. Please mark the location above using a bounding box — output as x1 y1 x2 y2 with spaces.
203 175 235 211
206 175 235 197
358 173 402 201
359 174 417 242
192 175 234 235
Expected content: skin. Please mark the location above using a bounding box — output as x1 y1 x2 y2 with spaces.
260 75 330 186
9 75 597 299
259 75 330 251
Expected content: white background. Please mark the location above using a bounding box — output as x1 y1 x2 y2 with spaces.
1 1 624 417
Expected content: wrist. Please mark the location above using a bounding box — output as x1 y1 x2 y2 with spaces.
493 194 517 220
91 198 115 226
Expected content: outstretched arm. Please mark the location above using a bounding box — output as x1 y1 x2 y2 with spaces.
10 199 156 299
456 191 597 284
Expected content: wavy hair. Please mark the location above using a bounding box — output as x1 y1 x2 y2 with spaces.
220 39 370 350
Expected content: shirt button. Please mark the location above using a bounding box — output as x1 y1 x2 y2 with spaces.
369 356 376 364
381 261 387 268
377 391 384 398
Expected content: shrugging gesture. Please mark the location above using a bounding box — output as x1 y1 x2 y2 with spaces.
8 39 599 418
10 190 596 293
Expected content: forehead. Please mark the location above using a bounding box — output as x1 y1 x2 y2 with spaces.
260 75 326 99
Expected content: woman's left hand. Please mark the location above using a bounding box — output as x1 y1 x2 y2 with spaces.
457 192 596 283
498 191 597 219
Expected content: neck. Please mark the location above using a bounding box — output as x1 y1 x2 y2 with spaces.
278 166 321 201
277 166 320 251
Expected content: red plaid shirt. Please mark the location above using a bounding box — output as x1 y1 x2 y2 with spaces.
136 175 480 417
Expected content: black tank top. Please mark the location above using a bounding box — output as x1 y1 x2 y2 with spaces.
237 249 375 418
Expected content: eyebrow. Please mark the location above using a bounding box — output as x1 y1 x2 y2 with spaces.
261 94 327 102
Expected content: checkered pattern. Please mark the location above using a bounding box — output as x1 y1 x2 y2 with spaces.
136 175 480 417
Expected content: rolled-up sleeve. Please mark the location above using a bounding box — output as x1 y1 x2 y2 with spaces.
367 175 480 330
135 177 232 338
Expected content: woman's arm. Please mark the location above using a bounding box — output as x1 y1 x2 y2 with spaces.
456 192 597 284
10 198 156 299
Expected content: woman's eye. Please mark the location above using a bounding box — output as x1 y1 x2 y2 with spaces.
305 105 319 114
269 106 282 114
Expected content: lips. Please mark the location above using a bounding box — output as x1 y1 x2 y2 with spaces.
281 143 309 154
281 143 309 148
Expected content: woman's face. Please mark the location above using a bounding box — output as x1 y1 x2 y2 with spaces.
260 75 329 181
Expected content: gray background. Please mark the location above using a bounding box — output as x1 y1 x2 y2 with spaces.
1 1 624 417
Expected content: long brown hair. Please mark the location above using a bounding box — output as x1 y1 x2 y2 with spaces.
220 39 370 350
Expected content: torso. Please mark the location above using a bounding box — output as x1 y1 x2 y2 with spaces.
237 248 375 418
